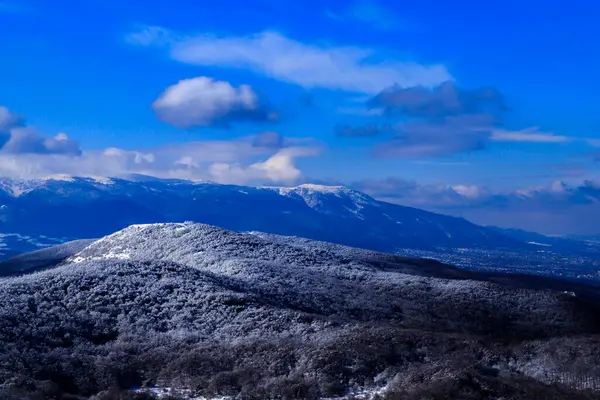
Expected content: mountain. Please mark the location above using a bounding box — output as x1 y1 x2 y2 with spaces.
0 175 522 254
568 234 600 244
1 222 599 399
488 226 600 254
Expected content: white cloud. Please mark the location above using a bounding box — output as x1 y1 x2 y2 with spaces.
152 77 276 128
251 146 322 183
0 132 321 185
451 184 486 199
491 127 600 147
352 177 600 235
102 147 156 168
175 156 199 169
129 28 451 94
491 127 571 143
208 146 321 185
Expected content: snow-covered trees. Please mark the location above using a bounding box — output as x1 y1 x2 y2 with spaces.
0 222 599 399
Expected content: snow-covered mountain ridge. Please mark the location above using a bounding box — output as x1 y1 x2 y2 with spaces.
1 222 600 399
0 175 522 254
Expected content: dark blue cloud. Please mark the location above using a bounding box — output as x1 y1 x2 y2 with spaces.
338 81 509 158
372 115 493 157
252 131 284 148
1 129 82 156
368 81 507 120
0 106 81 156
0 106 24 149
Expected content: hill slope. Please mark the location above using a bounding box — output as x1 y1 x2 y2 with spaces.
1 223 600 399
0 239 95 276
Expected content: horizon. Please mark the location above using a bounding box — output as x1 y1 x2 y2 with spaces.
1 0 599 235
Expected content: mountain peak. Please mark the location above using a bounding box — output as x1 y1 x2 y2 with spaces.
42 174 115 185
296 183 347 191
41 174 76 182
268 182 374 202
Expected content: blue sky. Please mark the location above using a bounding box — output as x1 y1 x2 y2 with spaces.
1 0 600 233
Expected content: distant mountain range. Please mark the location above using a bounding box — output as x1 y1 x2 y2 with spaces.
0 175 525 255
0 233 65 259
487 226 600 254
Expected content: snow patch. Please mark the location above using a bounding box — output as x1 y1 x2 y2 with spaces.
528 241 552 247
42 174 76 182
135 387 229 399
87 176 115 185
